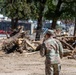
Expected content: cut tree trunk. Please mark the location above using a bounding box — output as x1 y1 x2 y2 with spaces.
25 39 36 50
2 27 25 53
63 49 72 57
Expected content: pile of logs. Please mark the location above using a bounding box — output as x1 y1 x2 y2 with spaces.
1 26 37 54
56 36 76 58
34 36 76 58
1 26 76 59
59 36 76 49
2 36 38 54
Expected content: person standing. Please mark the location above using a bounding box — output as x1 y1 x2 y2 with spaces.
40 30 63 75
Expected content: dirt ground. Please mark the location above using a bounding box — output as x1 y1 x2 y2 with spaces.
0 51 76 75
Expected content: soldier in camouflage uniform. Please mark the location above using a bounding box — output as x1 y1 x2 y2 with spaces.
40 30 63 75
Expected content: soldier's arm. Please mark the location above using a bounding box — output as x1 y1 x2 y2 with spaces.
57 40 63 59
40 43 46 57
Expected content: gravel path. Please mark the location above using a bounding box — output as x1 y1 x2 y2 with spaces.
0 51 76 75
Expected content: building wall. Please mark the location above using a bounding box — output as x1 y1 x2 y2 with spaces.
0 21 31 31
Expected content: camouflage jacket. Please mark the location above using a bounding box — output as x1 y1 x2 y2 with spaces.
40 38 63 64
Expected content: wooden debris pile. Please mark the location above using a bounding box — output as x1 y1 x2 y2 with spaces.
57 36 76 49
1 26 37 54
56 36 76 58
1 26 76 59
2 37 38 54
34 36 76 58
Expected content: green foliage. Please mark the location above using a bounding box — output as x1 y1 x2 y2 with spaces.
28 0 47 19
0 0 75 21
0 0 4 12
45 0 76 20
30 2 39 19
0 0 31 19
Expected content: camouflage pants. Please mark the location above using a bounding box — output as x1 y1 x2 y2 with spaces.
45 59 61 75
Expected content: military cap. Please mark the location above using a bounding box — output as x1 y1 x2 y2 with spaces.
45 29 54 35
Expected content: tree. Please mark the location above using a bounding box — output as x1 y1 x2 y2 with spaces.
26 0 47 40
29 0 76 40
0 0 4 12
74 15 76 36
45 0 76 29
34 0 47 41
74 3 76 36
1 0 31 29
